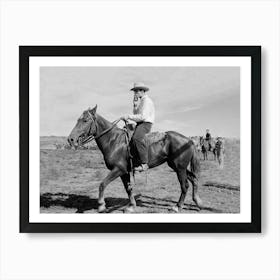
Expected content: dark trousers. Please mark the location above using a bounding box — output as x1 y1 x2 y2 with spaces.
132 122 152 164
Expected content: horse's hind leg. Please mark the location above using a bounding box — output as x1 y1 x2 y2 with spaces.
172 169 189 212
121 173 136 213
186 172 203 209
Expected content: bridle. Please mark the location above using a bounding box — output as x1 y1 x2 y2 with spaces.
81 110 122 145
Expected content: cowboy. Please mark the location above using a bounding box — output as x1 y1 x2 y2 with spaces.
215 137 224 150
205 129 211 141
205 129 212 151
122 82 155 172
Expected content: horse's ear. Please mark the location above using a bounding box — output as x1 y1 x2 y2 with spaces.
92 105 97 114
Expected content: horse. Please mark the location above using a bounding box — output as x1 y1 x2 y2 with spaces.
200 137 210 160
68 105 203 213
200 136 217 161
211 137 217 160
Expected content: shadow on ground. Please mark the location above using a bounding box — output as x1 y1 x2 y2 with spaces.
40 192 223 213
40 192 129 213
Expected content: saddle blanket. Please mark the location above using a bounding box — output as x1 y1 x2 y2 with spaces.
144 131 166 146
123 124 166 145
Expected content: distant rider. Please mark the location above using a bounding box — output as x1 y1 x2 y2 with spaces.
205 129 212 151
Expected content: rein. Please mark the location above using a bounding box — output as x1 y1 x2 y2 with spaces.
81 112 122 145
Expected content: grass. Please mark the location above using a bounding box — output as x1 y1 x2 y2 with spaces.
40 137 240 213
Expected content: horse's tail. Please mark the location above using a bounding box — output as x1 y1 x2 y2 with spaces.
190 145 201 176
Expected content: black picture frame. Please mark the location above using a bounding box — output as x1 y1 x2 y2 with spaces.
20 46 261 233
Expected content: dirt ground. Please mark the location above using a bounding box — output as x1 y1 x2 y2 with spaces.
40 137 240 214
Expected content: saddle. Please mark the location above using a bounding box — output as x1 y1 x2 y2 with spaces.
122 123 166 169
123 123 166 144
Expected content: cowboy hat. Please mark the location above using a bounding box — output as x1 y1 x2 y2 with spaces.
130 82 149 92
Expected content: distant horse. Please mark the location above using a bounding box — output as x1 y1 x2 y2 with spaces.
200 137 217 161
212 137 217 160
68 105 203 213
200 137 211 160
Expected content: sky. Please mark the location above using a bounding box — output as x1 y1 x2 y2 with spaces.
40 66 240 137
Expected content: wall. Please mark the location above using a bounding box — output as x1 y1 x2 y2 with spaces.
0 1 279 279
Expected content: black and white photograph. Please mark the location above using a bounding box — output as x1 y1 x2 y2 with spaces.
40 67 240 214
20 46 260 232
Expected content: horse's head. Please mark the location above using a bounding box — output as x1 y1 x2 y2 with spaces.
68 105 98 148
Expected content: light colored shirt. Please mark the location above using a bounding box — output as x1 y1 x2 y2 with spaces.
128 94 155 123
133 95 141 111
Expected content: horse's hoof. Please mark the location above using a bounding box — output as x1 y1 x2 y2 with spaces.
171 205 180 213
194 197 203 209
123 206 135 213
98 204 106 213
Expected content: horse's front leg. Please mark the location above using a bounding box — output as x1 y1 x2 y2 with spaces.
121 173 136 213
98 168 122 213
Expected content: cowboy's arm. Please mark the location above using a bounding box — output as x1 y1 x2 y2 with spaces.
127 113 146 122
127 98 152 122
